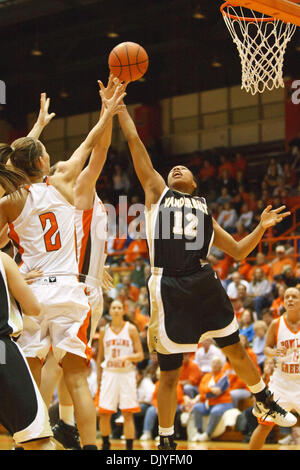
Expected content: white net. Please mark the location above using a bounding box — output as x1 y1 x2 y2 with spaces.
221 4 297 95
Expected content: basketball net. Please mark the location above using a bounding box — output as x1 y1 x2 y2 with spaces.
221 3 297 95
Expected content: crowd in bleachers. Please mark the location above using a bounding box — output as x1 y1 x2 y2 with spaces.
83 143 300 444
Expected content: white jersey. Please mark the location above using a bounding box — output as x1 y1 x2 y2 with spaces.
274 315 300 377
8 179 78 277
75 193 107 283
102 322 134 372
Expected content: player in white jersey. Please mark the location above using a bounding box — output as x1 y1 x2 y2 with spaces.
96 299 144 450
249 287 300 450
38 78 115 449
0 83 126 450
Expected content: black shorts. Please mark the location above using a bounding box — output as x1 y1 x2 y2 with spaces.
0 336 52 444
147 264 239 356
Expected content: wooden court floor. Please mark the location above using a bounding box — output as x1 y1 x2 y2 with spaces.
1 434 300 451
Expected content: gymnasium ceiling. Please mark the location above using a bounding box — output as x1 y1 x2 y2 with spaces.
0 0 300 128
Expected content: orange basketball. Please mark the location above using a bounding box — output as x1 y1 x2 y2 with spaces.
108 42 149 82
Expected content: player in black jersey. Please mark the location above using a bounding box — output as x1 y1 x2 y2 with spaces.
116 101 295 449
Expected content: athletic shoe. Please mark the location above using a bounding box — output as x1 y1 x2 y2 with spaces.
191 432 209 442
157 436 177 450
52 419 81 450
252 391 297 427
278 434 295 445
140 432 152 441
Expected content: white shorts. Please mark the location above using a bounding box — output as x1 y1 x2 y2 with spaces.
18 277 92 364
268 370 300 415
97 369 140 414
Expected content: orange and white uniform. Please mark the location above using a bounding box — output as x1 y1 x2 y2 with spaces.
267 315 300 417
9 180 91 363
75 193 107 337
97 322 140 414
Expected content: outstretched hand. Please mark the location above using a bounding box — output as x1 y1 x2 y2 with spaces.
99 78 126 116
37 93 56 128
260 205 291 230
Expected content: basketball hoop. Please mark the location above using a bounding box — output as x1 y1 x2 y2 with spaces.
220 1 298 95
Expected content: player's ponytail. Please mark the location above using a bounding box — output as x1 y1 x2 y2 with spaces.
0 143 14 164
0 162 28 195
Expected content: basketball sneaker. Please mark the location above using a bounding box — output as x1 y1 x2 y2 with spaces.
252 391 297 427
52 419 81 450
157 436 177 450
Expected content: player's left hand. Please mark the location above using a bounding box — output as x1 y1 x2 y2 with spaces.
37 93 56 128
260 205 291 229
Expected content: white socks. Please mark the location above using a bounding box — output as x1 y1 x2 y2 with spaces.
158 426 174 437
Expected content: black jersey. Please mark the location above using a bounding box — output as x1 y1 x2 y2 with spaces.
0 257 23 337
145 187 214 275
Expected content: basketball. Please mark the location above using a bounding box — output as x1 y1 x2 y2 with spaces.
108 42 149 83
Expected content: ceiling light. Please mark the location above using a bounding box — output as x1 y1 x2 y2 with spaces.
211 58 222 68
107 29 119 38
193 6 205 19
31 47 42 56
60 90 69 98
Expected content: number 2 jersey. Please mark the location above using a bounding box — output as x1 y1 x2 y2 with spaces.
145 186 214 275
8 180 78 277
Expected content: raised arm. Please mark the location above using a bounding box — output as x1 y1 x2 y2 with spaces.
52 82 126 186
213 205 290 261
27 92 56 140
117 105 166 209
74 76 115 210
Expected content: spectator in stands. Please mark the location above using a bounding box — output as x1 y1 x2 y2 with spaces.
268 245 295 280
218 155 235 178
274 264 300 288
130 256 146 288
198 159 216 192
107 222 131 264
179 353 202 399
264 163 279 192
125 232 149 264
238 309 256 344
208 253 233 288
134 367 155 438
227 271 250 301
117 274 140 302
248 252 270 281
237 202 253 231
261 308 274 328
266 157 283 177
219 168 237 195
232 152 247 175
126 299 148 333
282 162 297 188
140 369 184 441
222 359 252 409
191 356 234 442
217 201 238 234
236 283 254 309
248 268 273 319
137 286 149 317
194 339 226 374
270 284 286 318
252 321 268 373
217 187 232 205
